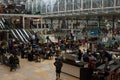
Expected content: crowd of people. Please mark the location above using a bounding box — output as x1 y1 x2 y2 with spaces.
0 35 114 80
0 39 61 72
0 42 20 71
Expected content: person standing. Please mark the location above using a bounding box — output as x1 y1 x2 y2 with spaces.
77 49 83 61
9 54 16 71
54 58 63 80
14 55 20 69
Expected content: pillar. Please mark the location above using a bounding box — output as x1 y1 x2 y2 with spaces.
22 16 25 29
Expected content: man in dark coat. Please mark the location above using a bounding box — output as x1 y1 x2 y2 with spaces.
9 54 16 71
54 58 63 80
78 49 83 61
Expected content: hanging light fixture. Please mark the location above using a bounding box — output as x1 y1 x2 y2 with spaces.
118 19 120 22
20 1 25 5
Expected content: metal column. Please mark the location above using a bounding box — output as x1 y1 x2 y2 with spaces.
22 16 25 29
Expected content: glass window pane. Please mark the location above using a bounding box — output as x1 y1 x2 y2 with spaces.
59 0 65 11
83 0 91 9
66 0 73 11
41 1 46 13
92 0 102 8
53 0 58 12
26 0 32 13
47 1 51 13
36 0 41 14
74 0 81 10
32 0 41 14
32 1 36 13
47 5 51 13
104 0 114 7
116 0 120 6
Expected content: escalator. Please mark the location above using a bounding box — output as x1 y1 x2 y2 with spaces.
0 17 36 43
26 30 32 37
22 29 35 42
22 29 30 39
17 29 29 43
10 30 19 40
26 29 34 38
10 29 33 43
1 18 5 23
0 18 27 43
15 29 25 42
21 29 31 42
0 20 5 29
30 29 35 35
0 23 3 29
13 29 23 42
0 18 13 30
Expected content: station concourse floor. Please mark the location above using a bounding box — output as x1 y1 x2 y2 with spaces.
0 57 79 80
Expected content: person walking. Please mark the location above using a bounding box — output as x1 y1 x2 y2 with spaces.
54 58 63 80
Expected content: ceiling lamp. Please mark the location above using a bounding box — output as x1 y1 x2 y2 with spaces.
118 19 120 22
104 19 108 23
20 2 25 5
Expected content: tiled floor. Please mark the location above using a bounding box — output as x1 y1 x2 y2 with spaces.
0 57 79 80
